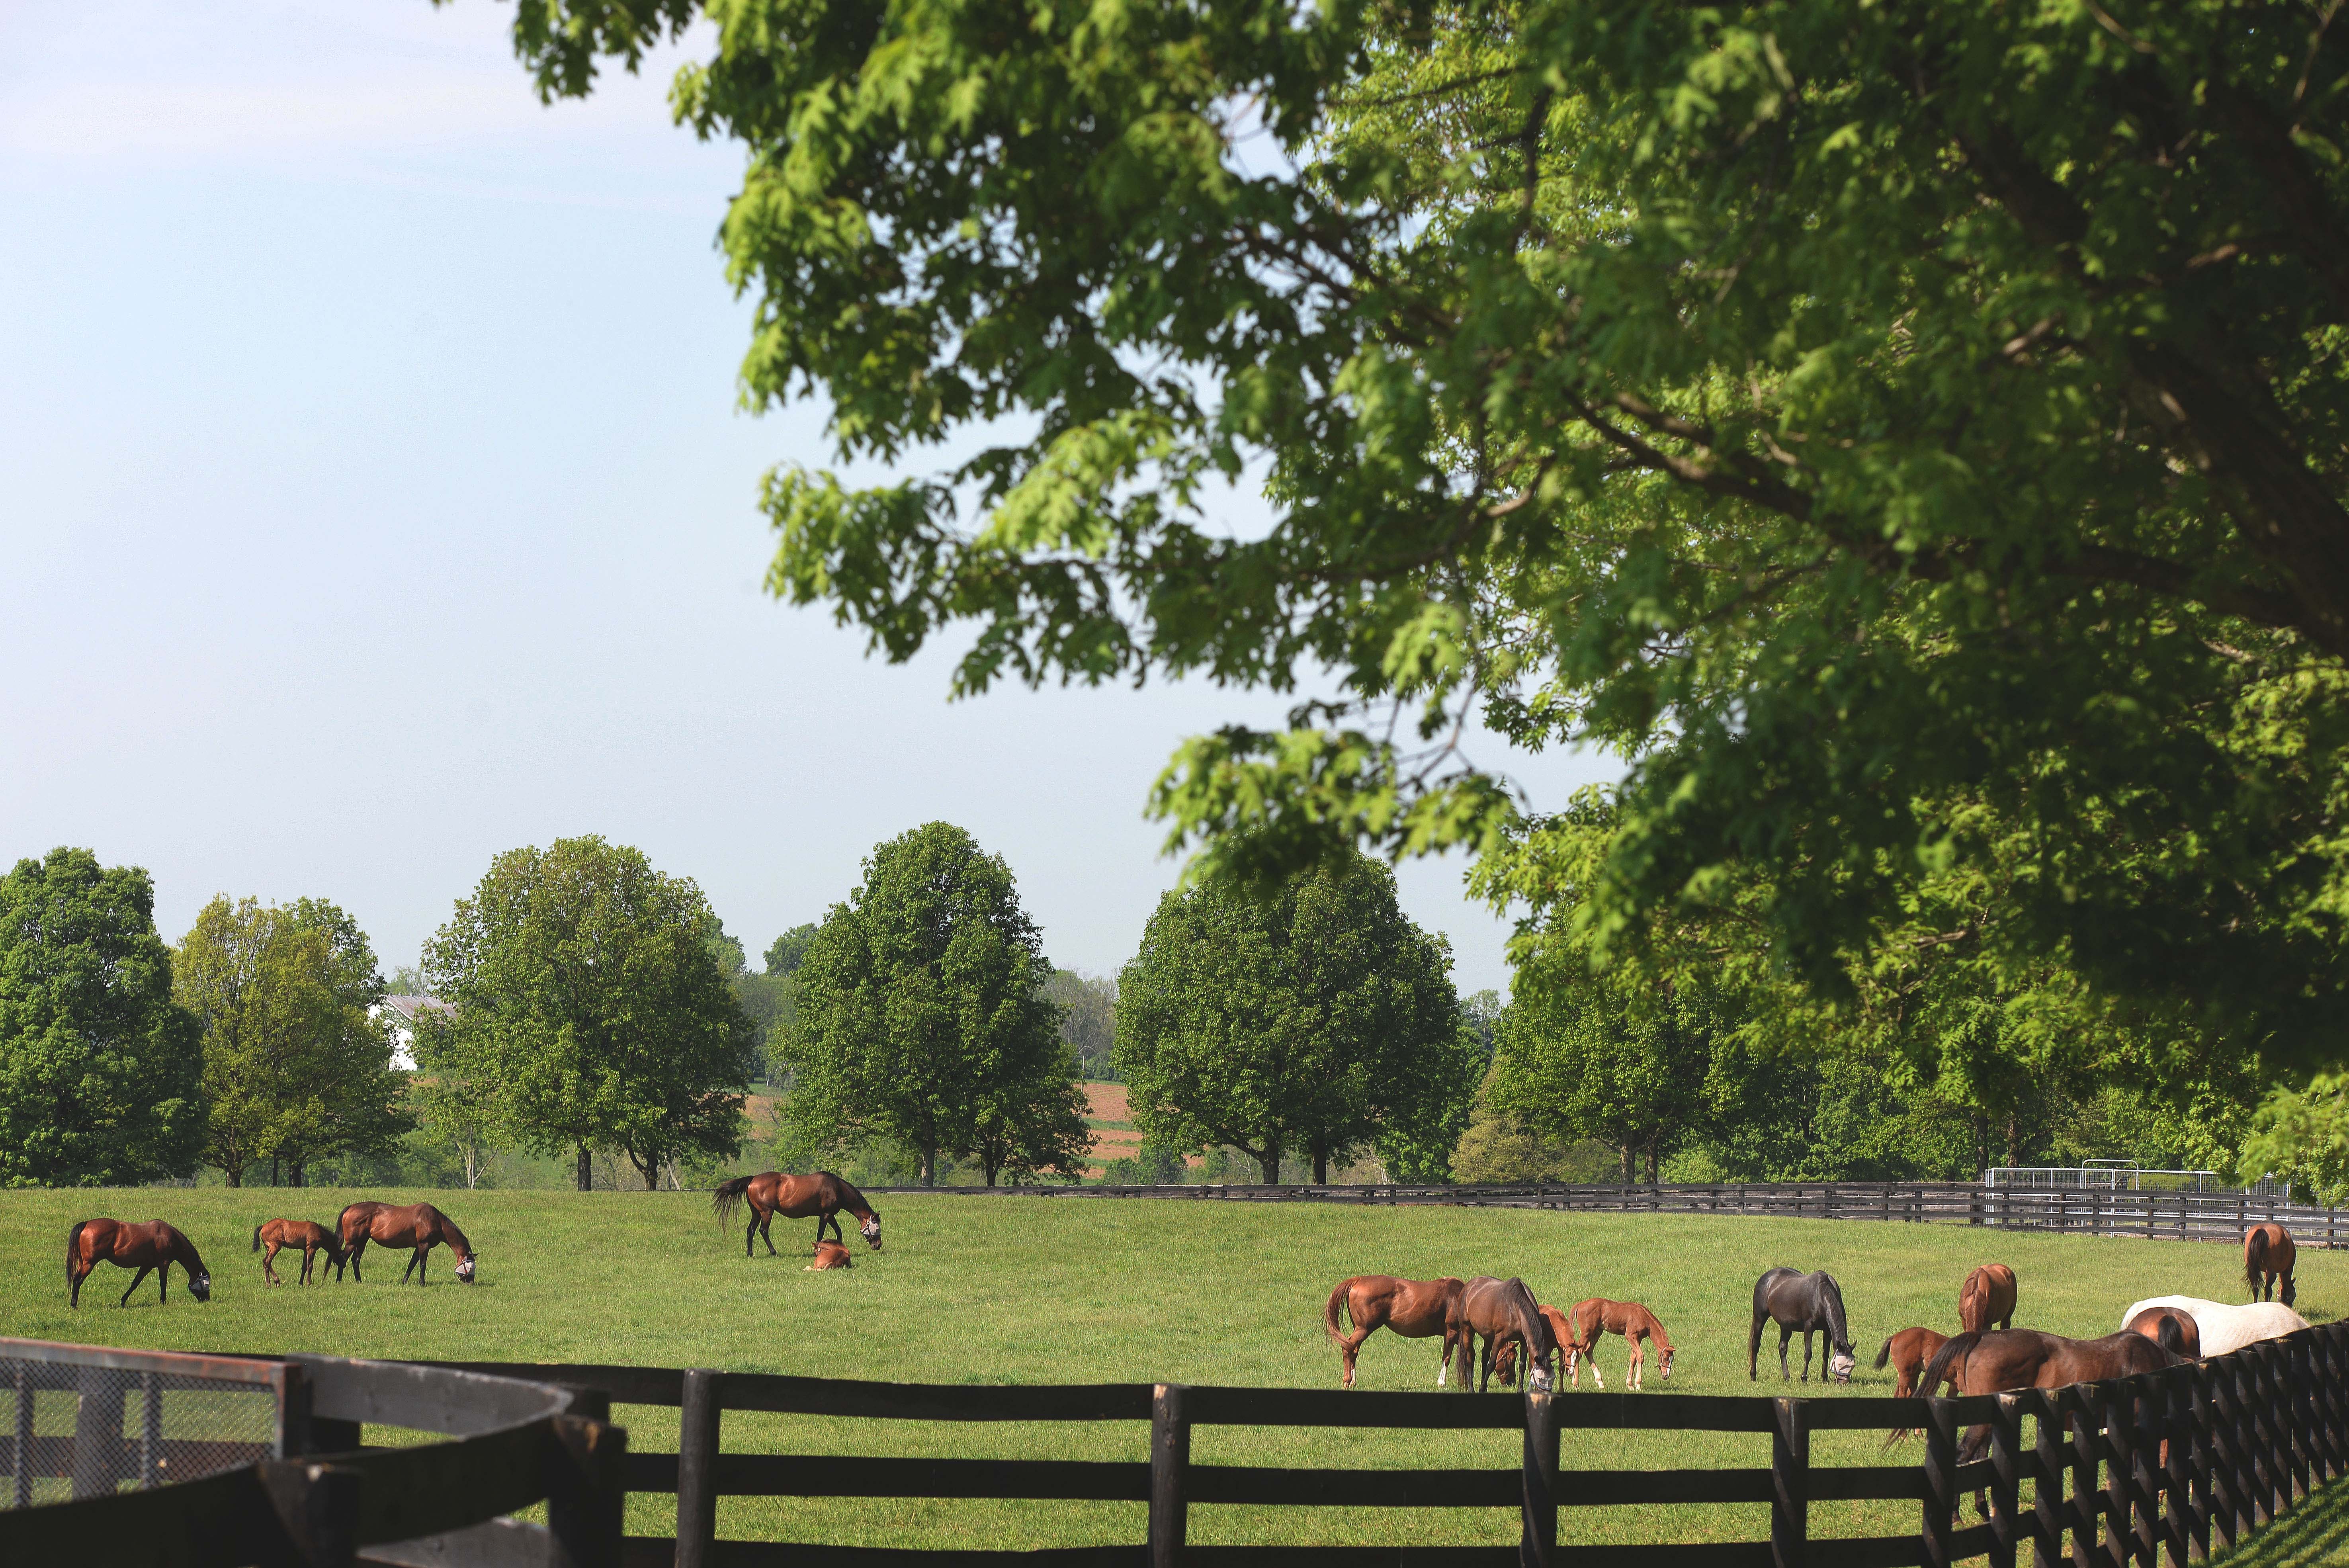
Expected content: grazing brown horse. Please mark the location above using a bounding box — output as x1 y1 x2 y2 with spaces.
1324 1275 1467 1388
1958 1264 2017 1333
252 1219 344 1285
713 1170 882 1255
335 1201 477 1284
806 1241 854 1270
2245 1223 2298 1306
68 1220 211 1308
1448 1277 1560 1394
1493 1303 1575 1388
2126 1305 2202 1360
1874 1326 1952 1400
1563 1299 1675 1391
1921 1328 2182 1515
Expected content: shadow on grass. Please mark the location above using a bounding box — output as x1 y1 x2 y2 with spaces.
2214 1474 2349 1567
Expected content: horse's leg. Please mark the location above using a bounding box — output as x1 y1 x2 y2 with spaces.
1629 1336 1642 1392
1749 1310 1765 1381
418 1243 432 1283
402 1249 422 1285
1801 1329 1815 1383
1779 1325 1794 1380
262 1242 280 1286
119 1266 152 1307
350 1240 365 1283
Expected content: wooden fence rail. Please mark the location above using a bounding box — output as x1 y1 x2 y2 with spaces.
860 1182 2345 1247
431 1320 2349 1568
0 1342 627 1568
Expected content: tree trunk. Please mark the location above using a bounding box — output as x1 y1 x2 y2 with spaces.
1259 1142 1282 1185
2005 1113 2021 1169
985 1159 999 1187
463 1144 480 1189
1646 1141 1660 1184
922 1145 937 1187
1619 1143 1633 1182
270 1157 279 1187
225 1164 242 1189
290 1163 305 1188
1313 1146 1329 1185
577 1144 592 1192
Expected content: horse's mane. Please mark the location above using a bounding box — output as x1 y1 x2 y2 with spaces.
826 1170 877 1217
1817 1273 1852 1351
1919 1330 1979 1397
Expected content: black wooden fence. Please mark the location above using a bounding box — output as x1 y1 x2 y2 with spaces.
871 1181 2347 1247
432 1319 2349 1568
0 1340 626 1568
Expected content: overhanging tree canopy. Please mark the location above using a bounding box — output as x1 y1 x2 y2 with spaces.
496 0 2349 1072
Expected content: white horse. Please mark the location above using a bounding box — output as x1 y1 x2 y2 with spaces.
2121 1295 2308 1357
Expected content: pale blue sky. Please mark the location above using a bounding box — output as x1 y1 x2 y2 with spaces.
0 2 1612 993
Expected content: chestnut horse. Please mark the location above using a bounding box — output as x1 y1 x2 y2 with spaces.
713 1170 882 1255
68 1219 211 1308
2125 1305 2202 1360
335 1201 476 1284
1873 1326 1954 1445
1324 1275 1466 1388
1448 1276 1560 1393
1920 1328 2181 1513
1563 1298 1674 1391
807 1241 854 1271
252 1218 344 1285
1958 1264 2017 1333
2245 1223 2298 1306
1874 1326 1952 1400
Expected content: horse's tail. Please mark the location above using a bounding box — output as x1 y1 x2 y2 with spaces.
713 1173 755 1228
1919 1331 1980 1399
1324 1279 1353 1343
2156 1313 2188 1359
66 1221 88 1287
252 1224 262 1253
1873 1335 1894 1372
2247 1226 2269 1291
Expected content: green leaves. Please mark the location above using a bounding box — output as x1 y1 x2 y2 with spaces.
0 849 202 1188
782 821 1086 1184
1113 852 1475 1182
510 0 2349 1078
422 836 755 1190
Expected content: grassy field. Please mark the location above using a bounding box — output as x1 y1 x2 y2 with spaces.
4 1188 2341 1556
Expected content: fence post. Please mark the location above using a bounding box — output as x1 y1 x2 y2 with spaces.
2187 1361 2214 1560
1988 1393 2021 1568
257 1458 364 1568
139 1371 161 1490
2256 1343 2286 1524
1923 1397 1958 1568
2032 1390 2064 1568
1151 1383 1190 1568
676 1368 721 1568
2099 1380 2132 1568
2236 1349 2265 1533
2127 1381 2158 1568
69 1365 126 1499
1771 1397 1808 1568
2071 1382 2102 1567
12 1363 30 1509
545 1393 627 1568
2289 1337 2313 1505
2092 1187 2105 1240
2326 1326 2347 1484
1520 1387 1560 1568
2160 1369 2189 1568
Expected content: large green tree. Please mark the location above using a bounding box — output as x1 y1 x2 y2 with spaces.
1489 981 1721 1183
0 849 203 1187
175 896 409 1186
494 0 2349 1089
423 837 755 1191
1116 854 1476 1183
781 822 1086 1186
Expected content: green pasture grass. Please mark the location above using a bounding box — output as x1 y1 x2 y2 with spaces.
2 1189 2339 1556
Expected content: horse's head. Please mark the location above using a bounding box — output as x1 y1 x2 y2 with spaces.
860 1213 882 1249
1828 1345 1856 1383
1657 1347 1675 1382
2283 1275 2298 1308
188 1271 212 1303
455 1251 477 1284
1526 1352 1554 1394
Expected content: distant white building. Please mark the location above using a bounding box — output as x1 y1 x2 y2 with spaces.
372 994 454 1070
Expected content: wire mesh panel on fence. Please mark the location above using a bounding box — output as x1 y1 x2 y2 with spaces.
0 1340 285 1509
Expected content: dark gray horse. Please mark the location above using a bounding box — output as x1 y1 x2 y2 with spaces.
1749 1267 1856 1382
1449 1276 1560 1393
